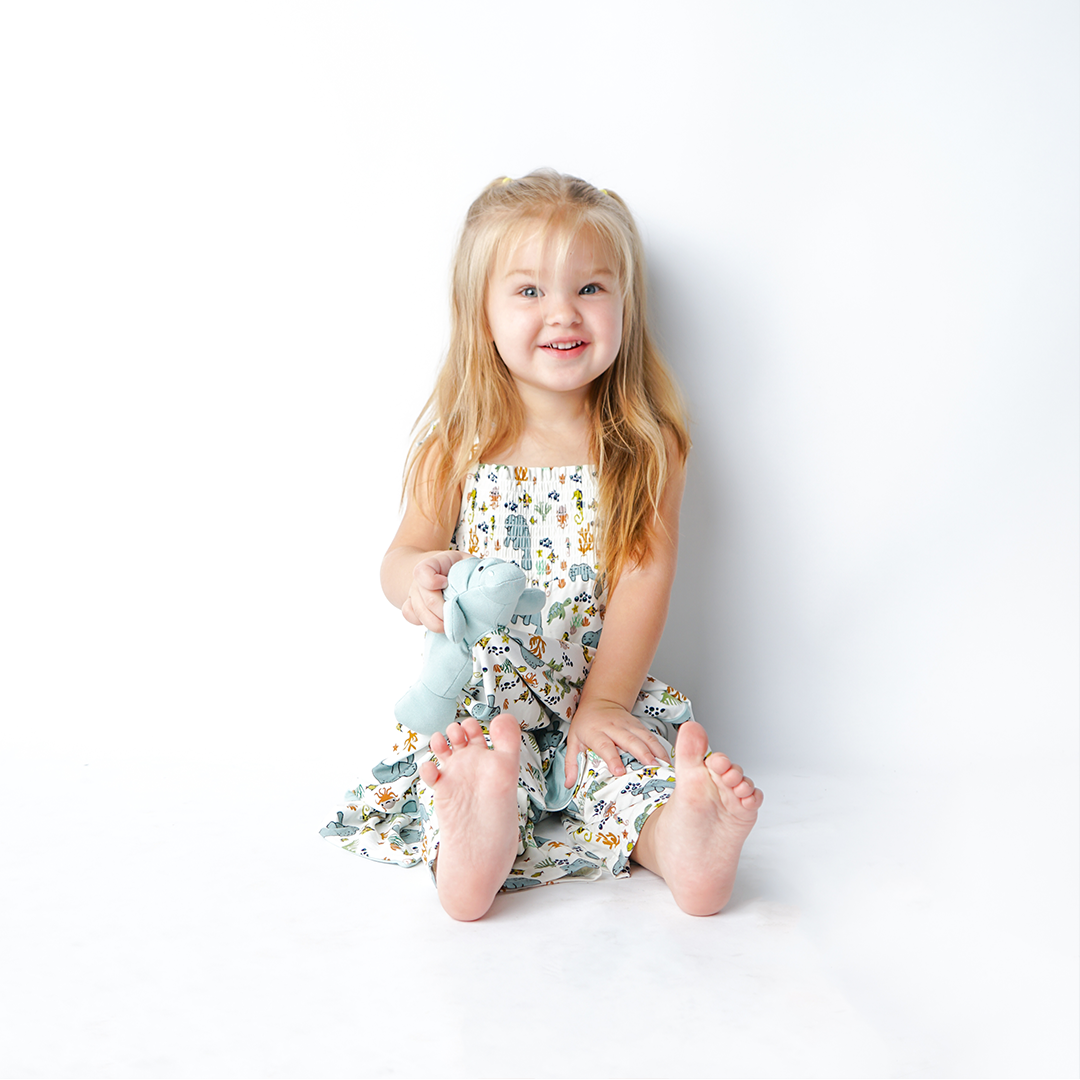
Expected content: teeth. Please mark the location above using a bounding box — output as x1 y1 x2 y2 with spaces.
547 341 584 350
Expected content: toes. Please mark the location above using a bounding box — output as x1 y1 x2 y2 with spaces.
489 712 522 753
719 764 745 789
445 722 469 750
418 759 440 787
741 788 764 811
459 717 486 743
704 752 730 778
674 720 709 766
732 777 755 798
430 731 450 756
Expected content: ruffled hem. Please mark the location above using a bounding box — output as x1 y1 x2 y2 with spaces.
320 620 692 885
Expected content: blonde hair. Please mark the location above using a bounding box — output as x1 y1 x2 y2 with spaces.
405 168 690 592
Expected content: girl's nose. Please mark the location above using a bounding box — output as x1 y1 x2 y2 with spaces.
543 293 581 326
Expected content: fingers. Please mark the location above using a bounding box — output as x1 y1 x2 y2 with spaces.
565 735 665 787
408 555 462 633
438 549 471 571
590 733 626 778
413 560 450 591
565 706 677 784
415 549 468 587
612 726 671 771
406 581 446 633
642 732 670 765
564 732 582 789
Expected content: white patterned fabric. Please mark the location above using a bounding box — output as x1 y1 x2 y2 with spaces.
320 464 693 888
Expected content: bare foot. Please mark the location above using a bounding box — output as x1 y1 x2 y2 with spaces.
417 714 521 921
632 720 763 916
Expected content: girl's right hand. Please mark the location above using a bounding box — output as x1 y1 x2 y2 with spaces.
400 550 470 633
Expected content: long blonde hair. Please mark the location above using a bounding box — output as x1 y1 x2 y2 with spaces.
405 169 690 592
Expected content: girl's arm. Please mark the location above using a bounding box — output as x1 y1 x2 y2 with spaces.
380 472 467 634
564 441 687 788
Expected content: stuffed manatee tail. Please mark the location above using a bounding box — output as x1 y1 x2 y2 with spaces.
394 633 474 738
394 682 460 739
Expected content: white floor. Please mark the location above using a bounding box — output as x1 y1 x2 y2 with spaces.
3 746 1075 1080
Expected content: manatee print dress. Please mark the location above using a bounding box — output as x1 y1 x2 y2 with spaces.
320 464 694 889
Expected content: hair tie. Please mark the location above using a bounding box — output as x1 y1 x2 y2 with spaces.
600 188 608 195
502 176 512 185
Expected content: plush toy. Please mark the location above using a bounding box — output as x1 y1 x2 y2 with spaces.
394 556 546 737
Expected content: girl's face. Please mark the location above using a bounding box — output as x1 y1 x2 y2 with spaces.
485 226 623 408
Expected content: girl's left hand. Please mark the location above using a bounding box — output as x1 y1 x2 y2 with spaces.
564 701 670 789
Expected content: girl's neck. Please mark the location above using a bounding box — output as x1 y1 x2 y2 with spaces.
488 406 594 468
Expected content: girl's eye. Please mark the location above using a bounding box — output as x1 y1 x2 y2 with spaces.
579 283 601 295
520 286 540 298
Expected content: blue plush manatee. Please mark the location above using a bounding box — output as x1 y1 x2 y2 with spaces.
395 556 545 737
504 514 533 571
372 758 418 783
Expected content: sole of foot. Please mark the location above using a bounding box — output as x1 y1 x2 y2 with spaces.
418 713 522 921
648 720 763 916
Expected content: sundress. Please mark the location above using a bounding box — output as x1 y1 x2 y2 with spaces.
320 463 694 889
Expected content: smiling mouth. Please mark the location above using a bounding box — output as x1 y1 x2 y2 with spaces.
542 340 586 351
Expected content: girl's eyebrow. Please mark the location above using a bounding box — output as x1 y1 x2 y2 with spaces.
503 266 616 279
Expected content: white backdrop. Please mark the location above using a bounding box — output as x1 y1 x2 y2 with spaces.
2 3 1077 1077
4 0 1075 772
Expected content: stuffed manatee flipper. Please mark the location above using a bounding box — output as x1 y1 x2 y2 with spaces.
393 557 546 738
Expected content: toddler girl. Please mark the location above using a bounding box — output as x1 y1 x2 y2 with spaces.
321 169 762 921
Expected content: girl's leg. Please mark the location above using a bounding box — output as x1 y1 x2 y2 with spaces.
631 720 763 916
418 714 522 921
